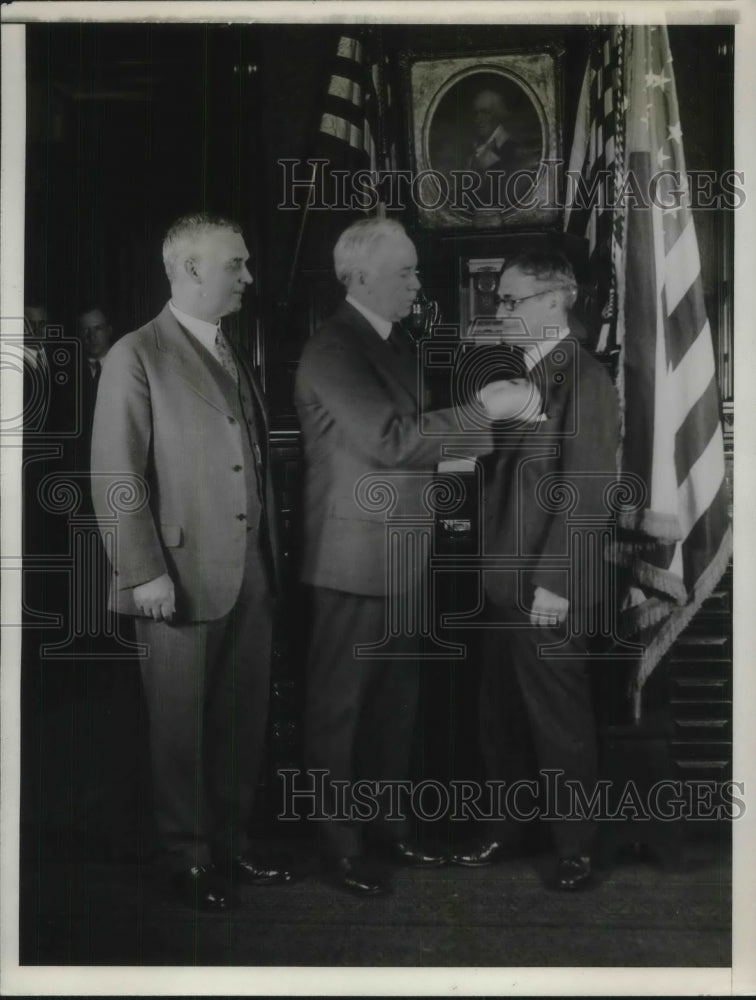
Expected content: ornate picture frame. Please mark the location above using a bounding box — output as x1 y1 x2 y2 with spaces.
401 48 563 231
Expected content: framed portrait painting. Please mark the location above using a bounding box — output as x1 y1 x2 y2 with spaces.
401 48 563 230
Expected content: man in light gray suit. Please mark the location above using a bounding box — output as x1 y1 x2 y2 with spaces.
91 214 290 910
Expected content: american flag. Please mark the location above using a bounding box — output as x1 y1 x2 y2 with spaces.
317 33 380 174
283 30 395 302
564 25 627 356
566 25 732 708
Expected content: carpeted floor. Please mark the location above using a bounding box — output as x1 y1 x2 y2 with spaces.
20 836 731 967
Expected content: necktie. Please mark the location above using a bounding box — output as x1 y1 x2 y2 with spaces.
215 329 238 383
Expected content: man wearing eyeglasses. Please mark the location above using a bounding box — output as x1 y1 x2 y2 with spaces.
294 218 543 898
452 249 620 892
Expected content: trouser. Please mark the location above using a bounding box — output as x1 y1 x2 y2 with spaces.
479 606 597 857
135 529 273 872
304 586 421 858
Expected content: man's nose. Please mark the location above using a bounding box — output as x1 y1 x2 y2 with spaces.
409 271 421 291
241 265 254 284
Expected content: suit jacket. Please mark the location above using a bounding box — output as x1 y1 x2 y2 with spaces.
91 303 281 620
483 333 619 615
294 300 494 596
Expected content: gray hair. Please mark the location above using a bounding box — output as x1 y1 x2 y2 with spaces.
333 218 408 287
162 213 242 282
503 249 578 308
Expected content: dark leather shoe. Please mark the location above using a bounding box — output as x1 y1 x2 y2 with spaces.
552 855 593 891
384 841 446 868
450 837 521 867
323 856 392 896
231 854 292 885
170 864 236 911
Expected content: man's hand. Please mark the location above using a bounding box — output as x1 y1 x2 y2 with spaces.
479 378 543 423
530 586 569 627
133 573 176 623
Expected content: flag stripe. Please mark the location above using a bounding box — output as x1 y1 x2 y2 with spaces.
664 217 702 316
669 323 716 433
319 112 373 156
676 422 725 538
665 280 710 372
681 477 730 588
321 94 371 133
327 74 363 105
674 373 722 485
336 35 362 61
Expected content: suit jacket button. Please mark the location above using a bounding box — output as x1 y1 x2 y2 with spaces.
236 513 246 521
228 416 236 424
232 464 242 471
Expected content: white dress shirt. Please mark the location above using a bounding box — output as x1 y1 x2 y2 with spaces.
521 325 572 372
169 300 224 364
346 295 393 341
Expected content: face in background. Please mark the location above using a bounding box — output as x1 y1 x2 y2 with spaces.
77 308 114 360
358 234 421 323
24 305 47 339
472 90 508 143
495 265 563 340
191 229 253 321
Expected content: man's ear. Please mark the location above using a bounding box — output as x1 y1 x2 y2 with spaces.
184 256 201 283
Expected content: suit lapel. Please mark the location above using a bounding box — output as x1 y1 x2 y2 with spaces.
337 301 418 401
152 304 233 416
528 333 578 396
235 349 269 437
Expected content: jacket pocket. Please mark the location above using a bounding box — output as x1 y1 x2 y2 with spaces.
160 523 183 547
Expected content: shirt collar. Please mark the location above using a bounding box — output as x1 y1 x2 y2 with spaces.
522 325 572 371
169 300 220 353
346 294 393 341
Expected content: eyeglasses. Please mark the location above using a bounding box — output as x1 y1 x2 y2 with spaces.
495 287 569 311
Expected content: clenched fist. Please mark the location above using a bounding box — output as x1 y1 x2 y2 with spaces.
530 586 569 627
479 378 543 423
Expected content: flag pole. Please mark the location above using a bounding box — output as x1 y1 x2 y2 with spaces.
283 160 319 309
373 25 388 220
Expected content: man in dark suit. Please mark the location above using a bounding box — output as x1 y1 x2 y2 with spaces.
294 218 542 896
91 214 290 910
72 304 114 475
451 250 620 891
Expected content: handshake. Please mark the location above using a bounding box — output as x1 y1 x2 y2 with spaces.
477 378 544 424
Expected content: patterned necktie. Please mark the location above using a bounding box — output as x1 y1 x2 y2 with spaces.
214 329 238 383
